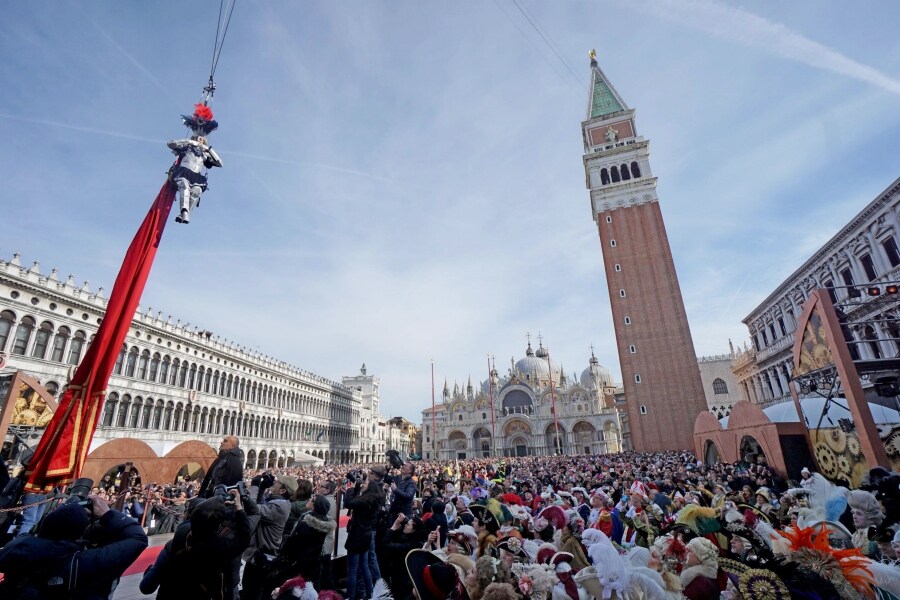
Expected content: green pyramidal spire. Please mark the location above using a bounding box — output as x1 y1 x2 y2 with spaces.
587 49 627 119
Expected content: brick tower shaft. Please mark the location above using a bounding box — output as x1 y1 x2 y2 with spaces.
581 51 706 451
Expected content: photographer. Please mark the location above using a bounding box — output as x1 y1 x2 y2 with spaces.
343 466 387 600
140 488 251 599
241 474 295 600
382 512 427 599
316 480 338 590
0 494 148 598
389 462 417 520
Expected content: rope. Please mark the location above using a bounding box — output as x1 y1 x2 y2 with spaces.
0 496 58 514
206 0 239 97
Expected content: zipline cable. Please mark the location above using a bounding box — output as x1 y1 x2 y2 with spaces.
211 0 238 81
203 0 238 103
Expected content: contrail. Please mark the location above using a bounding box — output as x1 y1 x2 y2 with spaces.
226 150 396 184
69 2 178 105
0 113 394 184
0 113 164 144
636 0 900 96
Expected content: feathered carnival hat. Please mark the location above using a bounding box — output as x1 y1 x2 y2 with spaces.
775 524 875 599
496 537 530 561
538 505 568 530
181 103 218 136
469 487 489 501
273 575 318 600
471 498 513 527
675 504 721 536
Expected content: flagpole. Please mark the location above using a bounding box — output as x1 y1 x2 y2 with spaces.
431 358 437 461
547 348 562 455
487 354 496 457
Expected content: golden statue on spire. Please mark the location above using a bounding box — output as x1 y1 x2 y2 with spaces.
588 49 597 62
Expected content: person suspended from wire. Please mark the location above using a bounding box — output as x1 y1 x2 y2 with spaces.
167 103 222 224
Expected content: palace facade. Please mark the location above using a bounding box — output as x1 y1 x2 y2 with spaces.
733 177 900 410
0 252 378 483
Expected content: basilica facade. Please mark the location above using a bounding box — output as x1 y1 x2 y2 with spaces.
421 342 622 459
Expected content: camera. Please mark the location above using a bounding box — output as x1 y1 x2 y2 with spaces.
65 477 94 509
345 469 363 485
213 480 248 502
386 449 404 470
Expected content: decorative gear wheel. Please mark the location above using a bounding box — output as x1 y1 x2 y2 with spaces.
836 455 851 479
885 428 900 459
814 443 839 478
846 434 862 460
826 427 847 453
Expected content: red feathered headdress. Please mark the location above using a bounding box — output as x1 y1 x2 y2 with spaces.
501 493 523 506
274 575 308 599
194 103 214 121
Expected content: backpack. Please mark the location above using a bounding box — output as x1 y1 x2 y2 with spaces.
0 551 80 600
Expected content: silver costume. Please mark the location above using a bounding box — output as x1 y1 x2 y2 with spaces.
167 137 222 224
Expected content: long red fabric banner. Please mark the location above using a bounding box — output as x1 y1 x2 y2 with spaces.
24 182 175 493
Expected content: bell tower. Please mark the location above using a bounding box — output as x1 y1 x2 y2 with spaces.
581 51 706 452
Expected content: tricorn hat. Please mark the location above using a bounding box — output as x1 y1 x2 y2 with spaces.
406 550 463 600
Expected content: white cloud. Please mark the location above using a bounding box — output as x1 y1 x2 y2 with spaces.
637 0 900 96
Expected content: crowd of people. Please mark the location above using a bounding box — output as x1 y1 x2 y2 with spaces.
1 433 900 599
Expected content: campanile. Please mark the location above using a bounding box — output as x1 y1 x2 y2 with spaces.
581 51 706 451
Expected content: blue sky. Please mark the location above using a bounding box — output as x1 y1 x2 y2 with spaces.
3 1 900 422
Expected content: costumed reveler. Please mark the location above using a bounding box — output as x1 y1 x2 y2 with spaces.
168 103 222 224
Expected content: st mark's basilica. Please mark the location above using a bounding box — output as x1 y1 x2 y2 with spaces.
421 341 622 459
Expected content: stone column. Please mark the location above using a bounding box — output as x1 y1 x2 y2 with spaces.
775 366 790 398
873 321 892 358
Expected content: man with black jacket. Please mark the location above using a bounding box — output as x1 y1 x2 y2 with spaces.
200 435 243 498
389 462 417 520
0 495 148 598
343 466 386 600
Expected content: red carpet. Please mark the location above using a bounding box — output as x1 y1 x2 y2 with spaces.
123 544 163 576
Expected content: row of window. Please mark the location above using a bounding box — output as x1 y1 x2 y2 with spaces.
0 312 88 364
753 234 900 352
0 309 355 424
606 226 642 385
98 392 354 444
111 345 352 421
599 162 642 185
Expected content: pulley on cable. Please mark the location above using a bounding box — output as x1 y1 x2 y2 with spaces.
167 0 237 225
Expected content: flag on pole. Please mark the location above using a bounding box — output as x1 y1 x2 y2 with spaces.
24 182 175 493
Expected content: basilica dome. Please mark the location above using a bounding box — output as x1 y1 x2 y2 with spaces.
515 343 561 382
580 353 613 388
481 372 507 394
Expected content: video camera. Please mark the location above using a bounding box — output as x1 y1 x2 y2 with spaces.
384 450 405 485
345 469 364 485
213 480 249 503
387 449 404 470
